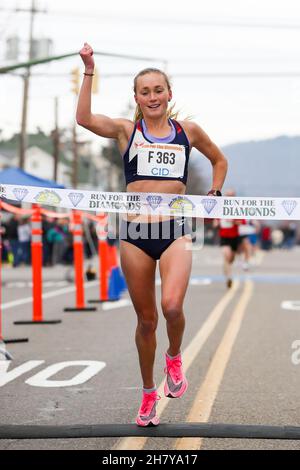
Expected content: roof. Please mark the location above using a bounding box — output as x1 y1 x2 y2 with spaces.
0 167 65 188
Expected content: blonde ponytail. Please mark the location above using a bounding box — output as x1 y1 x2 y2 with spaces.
133 104 143 123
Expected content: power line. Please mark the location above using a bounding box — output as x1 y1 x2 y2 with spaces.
19 0 47 169
1 7 300 30
6 71 300 79
139 18 300 30
0 51 165 74
169 72 300 78
40 9 300 31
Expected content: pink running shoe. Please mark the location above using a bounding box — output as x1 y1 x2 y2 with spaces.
136 390 160 427
164 353 188 398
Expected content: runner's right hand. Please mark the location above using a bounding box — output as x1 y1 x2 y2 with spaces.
79 42 95 70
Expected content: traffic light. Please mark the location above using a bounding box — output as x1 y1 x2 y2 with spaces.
71 67 80 95
92 67 99 94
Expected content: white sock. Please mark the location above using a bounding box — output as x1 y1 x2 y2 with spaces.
143 385 157 394
166 352 181 360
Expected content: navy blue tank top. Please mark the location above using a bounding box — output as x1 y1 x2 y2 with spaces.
123 119 190 186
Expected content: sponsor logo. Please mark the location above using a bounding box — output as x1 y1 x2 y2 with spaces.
201 198 217 214
222 197 276 218
282 200 297 216
12 187 29 201
169 196 195 214
151 168 170 176
146 195 163 210
0 185 6 198
223 206 276 217
88 193 141 212
176 218 185 226
68 192 84 207
35 190 61 206
134 142 145 148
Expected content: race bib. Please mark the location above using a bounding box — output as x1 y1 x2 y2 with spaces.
137 143 186 178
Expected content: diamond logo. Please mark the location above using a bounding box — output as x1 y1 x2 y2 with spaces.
68 192 84 207
282 200 297 216
201 198 217 214
146 195 162 210
12 187 29 201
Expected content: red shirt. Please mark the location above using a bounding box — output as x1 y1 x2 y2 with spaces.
219 219 246 238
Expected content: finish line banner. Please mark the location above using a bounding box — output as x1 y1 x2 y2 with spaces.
1 184 300 221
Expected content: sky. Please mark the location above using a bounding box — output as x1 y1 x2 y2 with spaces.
1 0 300 150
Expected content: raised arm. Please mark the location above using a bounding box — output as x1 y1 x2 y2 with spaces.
182 121 228 192
76 43 133 144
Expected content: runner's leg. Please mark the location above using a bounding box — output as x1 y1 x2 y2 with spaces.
120 240 157 389
159 236 192 357
222 244 235 279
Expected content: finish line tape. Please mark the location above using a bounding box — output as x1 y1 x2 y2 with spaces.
0 183 299 220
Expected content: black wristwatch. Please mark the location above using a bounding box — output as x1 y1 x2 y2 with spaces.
207 189 222 197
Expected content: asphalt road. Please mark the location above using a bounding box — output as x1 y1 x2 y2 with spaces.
1 246 300 450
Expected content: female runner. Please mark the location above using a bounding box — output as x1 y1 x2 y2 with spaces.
77 42 228 426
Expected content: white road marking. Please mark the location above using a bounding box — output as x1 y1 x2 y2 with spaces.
1 278 209 313
4 281 69 289
176 280 254 450
281 300 300 311
155 278 211 286
291 341 300 365
0 360 106 388
189 278 212 286
0 361 45 387
115 281 240 451
102 299 132 310
26 361 106 388
0 281 99 311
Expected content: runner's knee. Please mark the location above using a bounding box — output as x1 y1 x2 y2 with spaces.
137 316 158 337
161 299 183 323
225 251 234 263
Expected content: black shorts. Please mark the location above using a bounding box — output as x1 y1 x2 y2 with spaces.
120 217 191 260
220 236 243 252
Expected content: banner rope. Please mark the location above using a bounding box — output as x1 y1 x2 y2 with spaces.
0 183 299 220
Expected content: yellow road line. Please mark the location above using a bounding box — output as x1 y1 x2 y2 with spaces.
175 280 254 450
115 280 240 450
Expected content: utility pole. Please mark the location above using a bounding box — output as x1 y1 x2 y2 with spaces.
72 122 79 189
70 68 80 188
53 97 59 182
18 0 46 169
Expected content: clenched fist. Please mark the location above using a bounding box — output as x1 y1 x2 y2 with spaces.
79 42 95 72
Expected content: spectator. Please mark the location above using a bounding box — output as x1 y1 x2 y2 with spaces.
18 217 31 264
261 225 272 251
61 219 73 265
282 222 297 249
47 221 65 265
0 223 8 262
5 214 21 267
42 216 54 266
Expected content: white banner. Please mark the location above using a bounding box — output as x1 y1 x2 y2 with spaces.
1 183 300 220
